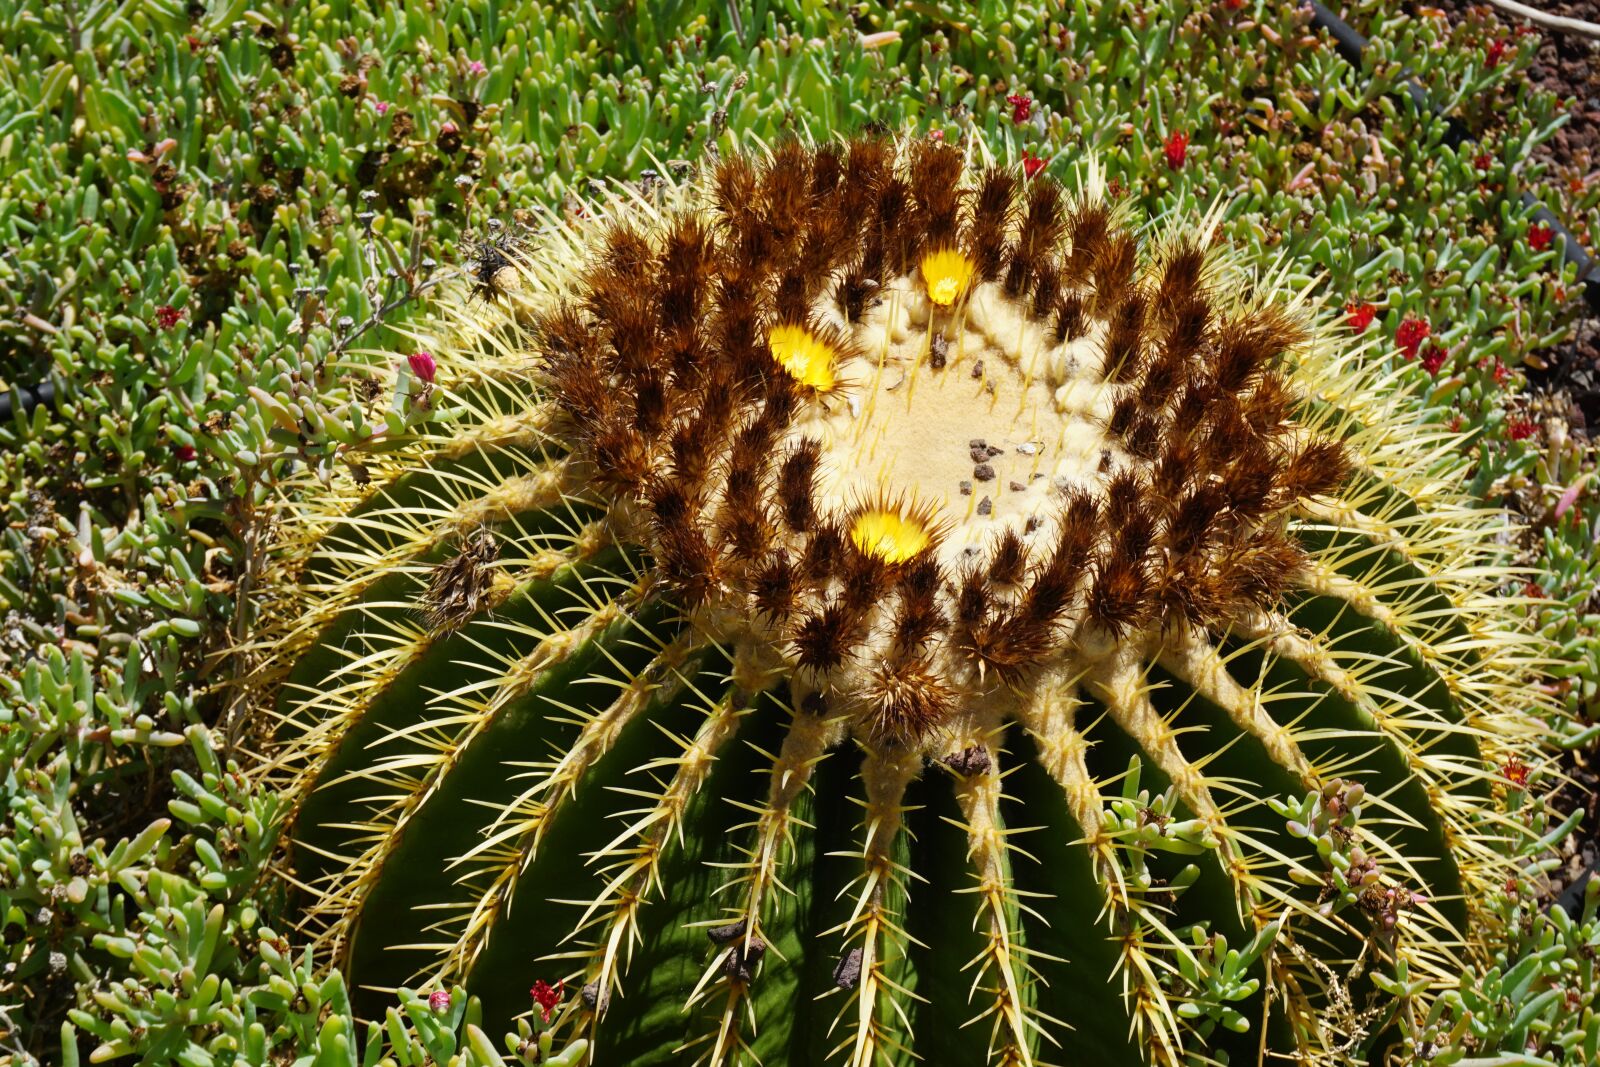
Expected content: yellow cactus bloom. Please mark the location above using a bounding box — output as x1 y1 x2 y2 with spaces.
850 506 933 564
920 248 974 307
768 323 839 390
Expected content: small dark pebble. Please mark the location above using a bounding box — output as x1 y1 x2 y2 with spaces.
970 443 992 463
930 333 949 369
976 496 992 516
1031 472 1045 481
987 445 1003 457
970 359 985 379
581 979 609 1012
969 437 987 450
959 480 972 496
723 936 767 983
942 745 992 776
1009 481 1026 492
974 463 995 482
707 918 749 944
834 947 864 990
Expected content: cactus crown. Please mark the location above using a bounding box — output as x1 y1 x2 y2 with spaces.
259 135 1551 1067
540 135 1346 749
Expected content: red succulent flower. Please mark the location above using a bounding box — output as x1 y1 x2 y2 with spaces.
1473 153 1492 171
173 444 197 462
1501 758 1530 788
1395 317 1430 359
1420 344 1448 377
1022 152 1046 179
1507 415 1536 440
1344 300 1376 332
1528 223 1554 251
1006 93 1033 124
530 979 564 1023
1492 358 1510 386
1163 131 1189 170
1486 38 1509 69
154 304 183 330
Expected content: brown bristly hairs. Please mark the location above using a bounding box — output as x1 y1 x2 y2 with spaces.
252 132 1557 1067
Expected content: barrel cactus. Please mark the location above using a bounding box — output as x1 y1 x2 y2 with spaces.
256 134 1550 1067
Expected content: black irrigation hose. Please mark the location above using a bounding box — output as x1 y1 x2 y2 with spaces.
1307 1 1600 313
0 379 54 422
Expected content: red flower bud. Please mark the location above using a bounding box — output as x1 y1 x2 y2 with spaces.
1022 152 1045 179
1528 223 1554 252
1163 131 1188 171
408 350 437 383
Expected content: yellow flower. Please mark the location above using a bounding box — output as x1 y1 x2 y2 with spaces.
768 324 839 391
920 248 974 307
850 506 933 564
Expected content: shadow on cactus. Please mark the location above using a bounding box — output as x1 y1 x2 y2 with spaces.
255 135 1551 1067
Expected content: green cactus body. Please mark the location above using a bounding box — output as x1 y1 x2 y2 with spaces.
257 137 1548 1067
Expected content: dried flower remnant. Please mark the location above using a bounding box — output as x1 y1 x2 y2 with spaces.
154 304 183 330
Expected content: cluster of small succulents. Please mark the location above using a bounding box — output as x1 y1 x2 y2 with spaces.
0 0 1594 1064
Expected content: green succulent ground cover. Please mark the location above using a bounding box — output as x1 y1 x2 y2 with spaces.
0 0 1597 1063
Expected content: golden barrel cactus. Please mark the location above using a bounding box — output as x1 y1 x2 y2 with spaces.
256 135 1550 1067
